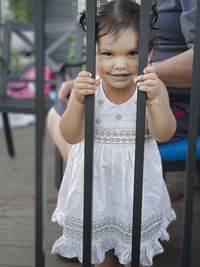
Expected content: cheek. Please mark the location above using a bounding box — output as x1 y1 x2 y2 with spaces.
131 61 139 75
133 66 138 75
96 62 102 75
96 56 102 72
96 58 110 74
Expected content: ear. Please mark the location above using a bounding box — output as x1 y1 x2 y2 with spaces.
148 49 153 64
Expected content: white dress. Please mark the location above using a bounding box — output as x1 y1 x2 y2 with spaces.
51 82 176 266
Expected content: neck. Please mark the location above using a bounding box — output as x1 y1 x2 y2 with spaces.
102 81 136 104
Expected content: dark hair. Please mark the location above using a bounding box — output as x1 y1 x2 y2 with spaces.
79 0 157 50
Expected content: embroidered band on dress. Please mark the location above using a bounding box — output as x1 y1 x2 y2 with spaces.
94 128 153 144
63 213 162 243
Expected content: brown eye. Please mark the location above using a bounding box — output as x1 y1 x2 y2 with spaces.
129 51 139 57
102 52 112 57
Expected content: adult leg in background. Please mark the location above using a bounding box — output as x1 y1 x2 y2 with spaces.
47 105 71 162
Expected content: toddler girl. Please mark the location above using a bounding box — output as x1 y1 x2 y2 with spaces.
52 1 176 266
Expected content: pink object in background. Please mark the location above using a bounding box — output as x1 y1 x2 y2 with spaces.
6 65 52 99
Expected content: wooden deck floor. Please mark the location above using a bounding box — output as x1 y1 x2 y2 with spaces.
0 124 199 267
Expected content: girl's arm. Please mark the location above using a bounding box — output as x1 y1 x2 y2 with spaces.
59 71 98 144
136 66 176 143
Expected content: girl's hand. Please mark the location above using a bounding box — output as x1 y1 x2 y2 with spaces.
135 65 160 105
73 71 99 104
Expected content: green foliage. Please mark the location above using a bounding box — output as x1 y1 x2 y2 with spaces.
67 33 76 63
67 33 86 71
9 0 33 22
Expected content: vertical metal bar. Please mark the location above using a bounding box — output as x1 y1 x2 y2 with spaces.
74 23 84 77
0 21 11 99
2 112 15 157
181 1 200 267
0 21 15 158
83 1 96 266
34 0 45 266
55 148 63 189
132 1 151 267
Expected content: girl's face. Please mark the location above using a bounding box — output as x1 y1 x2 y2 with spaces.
96 27 139 96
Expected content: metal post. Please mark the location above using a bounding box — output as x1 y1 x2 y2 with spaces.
132 1 151 267
2 112 15 156
83 1 96 266
54 148 63 189
34 0 46 266
181 1 200 266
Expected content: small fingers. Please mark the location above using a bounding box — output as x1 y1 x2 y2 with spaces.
76 82 98 91
77 70 92 77
76 89 96 96
134 65 157 83
76 76 98 86
135 72 158 83
137 79 158 88
143 65 156 74
135 75 158 94
76 71 99 87
73 71 100 103
134 66 159 100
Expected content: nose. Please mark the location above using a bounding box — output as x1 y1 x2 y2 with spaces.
113 57 128 70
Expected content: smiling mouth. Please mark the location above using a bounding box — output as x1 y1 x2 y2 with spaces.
112 74 130 77
110 73 131 80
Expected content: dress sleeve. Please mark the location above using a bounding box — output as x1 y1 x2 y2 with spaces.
180 0 197 49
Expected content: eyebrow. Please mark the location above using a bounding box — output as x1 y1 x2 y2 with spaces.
98 47 139 53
